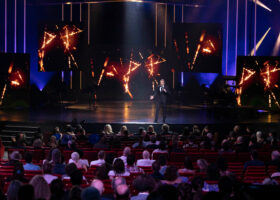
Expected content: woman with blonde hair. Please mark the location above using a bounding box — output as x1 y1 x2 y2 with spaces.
197 159 208 173
103 124 113 135
30 175 51 200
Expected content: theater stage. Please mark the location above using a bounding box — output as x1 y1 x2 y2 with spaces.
0 101 279 125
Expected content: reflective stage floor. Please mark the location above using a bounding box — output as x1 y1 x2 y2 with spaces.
0 101 280 124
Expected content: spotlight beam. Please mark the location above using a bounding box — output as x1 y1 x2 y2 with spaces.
250 0 272 12
272 33 280 56
250 27 271 56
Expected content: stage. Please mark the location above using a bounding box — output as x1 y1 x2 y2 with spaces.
0 101 280 125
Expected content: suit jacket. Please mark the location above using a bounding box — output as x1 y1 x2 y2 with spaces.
153 85 170 104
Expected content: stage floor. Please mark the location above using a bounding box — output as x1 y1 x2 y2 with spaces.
0 101 280 124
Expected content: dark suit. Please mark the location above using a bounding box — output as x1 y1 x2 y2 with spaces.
153 85 169 122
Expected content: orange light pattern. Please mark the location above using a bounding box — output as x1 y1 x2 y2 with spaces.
38 31 56 72
96 52 166 99
38 25 83 71
236 68 256 106
191 31 206 70
60 25 83 69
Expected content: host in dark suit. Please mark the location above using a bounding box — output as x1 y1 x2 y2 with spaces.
150 79 169 123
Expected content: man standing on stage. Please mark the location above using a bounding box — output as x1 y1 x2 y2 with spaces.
150 79 169 123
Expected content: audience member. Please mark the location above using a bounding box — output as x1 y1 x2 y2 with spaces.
23 152 41 171
81 186 100 200
7 180 22 200
108 159 130 179
43 161 58 184
136 150 155 167
244 150 264 170
30 175 51 200
126 154 144 173
17 184 34 200
90 151 106 166
178 157 195 174
132 174 155 200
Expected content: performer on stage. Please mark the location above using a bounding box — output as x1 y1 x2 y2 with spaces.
150 79 170 123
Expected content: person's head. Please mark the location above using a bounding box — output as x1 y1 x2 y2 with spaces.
236 136 243 144
123 147 131 157
150 136 156 144
148 125 154 133
147 184 178 200
54 126 60 133
52 148 62 164
9 151 22 161
50 179 64 200
95 164 109 180
33 139 43 149
216 157 228 172
126 154 136 166
177 183 193 200
191 176 204 191
133 174 155 193
17 184 34 200
65 163 78 176
91 179 104 195
164 166 178 182
183 157 193 170
81 186 100 200
29 175 51 200
120 126 128 134
197 159 208 172
161 124 169 133
158 155 167 166
152 161 161 172
233 125 240 133
158 141 166 151
7 180 22 200
71 152 80 162
69 186 82 200
250 150 259 160
70 170 83 186
98 150 105 160
114 184 130 200
42 161 53 174
207 164 220 181
138 127 145 135
159 79 165 86
104 124 113 134
142 150 150 160
271 150 280 161
113 158 125 174
112 177 127 191
24 152 33 164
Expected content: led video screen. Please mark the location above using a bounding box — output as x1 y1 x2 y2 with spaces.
0 53 30 108
85 48 169 100
236 56 280 109
38 22 87 71
172 23 222 73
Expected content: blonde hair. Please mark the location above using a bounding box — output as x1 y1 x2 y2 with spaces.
104 124 113 134
30 175 51 200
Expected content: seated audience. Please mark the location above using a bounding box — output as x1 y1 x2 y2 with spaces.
203 164 220 192
69 186 82 200
103 124 114 135
244 150 264 170
81 186 100 200
17 184 34 200
197 159 208 173
51 148 66 175
91 179 104 196
69 152 87 171
146 136 159 150
152 141 168 158
151 161 164 180
126 154 144 174
6 163 28 183
23 152 41 171
70 169 84 186
42 161 58 184
162 166 186 186
90 150 106 166
158 155 167 175
52 126 62 141
178 157 195 174
132 174 156 200
161 124 172 135
30 175 51 200
216 157 233 177
114 184 130 200
4 151 22 166
94 136 109 149
147 125 156 136
108 158 130 179
136 150 155 167
50 179 66 200
114 147 131 166
147 184 178 200
7 180 22 200
267 150 280 166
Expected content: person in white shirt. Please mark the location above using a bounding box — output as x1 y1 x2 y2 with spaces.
68 150 89 167
136 150 155 167
114 147 131 166
90 150 106 166
152 141 168 159
108 158 130 179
